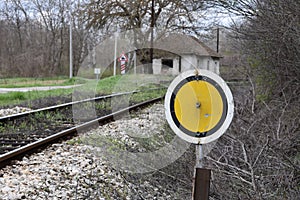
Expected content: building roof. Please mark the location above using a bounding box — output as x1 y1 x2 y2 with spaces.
154 34 222 58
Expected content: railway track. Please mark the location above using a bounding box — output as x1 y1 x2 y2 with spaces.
0 89 165 168
0 91 137 121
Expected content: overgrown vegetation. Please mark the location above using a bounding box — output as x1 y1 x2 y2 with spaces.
207 1 300 199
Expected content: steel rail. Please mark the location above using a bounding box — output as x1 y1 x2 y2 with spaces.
0 91 135 121
0 87 167 122
0 96 164 168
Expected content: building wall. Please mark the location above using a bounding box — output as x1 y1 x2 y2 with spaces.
172 58 180 75
153 55 220 75
197 56 219 74
210 58 220 74
181 55 197 72
153 57 180 75
181 55 220 74
153 59 162 74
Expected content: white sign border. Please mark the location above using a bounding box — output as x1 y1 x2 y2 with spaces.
164 69 234 144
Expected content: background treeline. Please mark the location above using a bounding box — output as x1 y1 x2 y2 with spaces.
0 0 218 77
0 0 96 77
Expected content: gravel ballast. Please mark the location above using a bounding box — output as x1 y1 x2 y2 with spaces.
0 103 194 200
0 106 31 117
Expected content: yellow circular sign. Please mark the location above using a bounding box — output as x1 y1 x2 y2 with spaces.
174 80 223 133
165 70 234 144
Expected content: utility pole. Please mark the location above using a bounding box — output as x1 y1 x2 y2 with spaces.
216 27 220 53
69 7 73 79
149 0 155 74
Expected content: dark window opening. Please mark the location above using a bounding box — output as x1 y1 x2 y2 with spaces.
162 59 173 69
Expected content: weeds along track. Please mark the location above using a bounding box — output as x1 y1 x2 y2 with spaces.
0 88 166 167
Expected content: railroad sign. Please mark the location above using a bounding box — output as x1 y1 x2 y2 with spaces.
94 68 101 74
94 68 101 80
119 52 128 75
165 69 234 144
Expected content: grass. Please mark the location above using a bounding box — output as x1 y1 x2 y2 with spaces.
0 89 74 107
96 75 123 93
130 88 166 103
0 74 170 108
0 77 84 88
0 92 26 101
74 74 171 95
0 77 87 107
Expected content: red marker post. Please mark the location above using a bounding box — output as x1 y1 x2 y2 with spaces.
119 52 128 75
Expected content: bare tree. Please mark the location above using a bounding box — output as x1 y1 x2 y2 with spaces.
0 0 91 77
83 0 212 34
81 0 216 73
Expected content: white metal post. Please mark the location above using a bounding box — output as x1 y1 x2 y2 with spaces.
195 144 203 168
134 50 137 74
113 32 118 76
69 10 73 79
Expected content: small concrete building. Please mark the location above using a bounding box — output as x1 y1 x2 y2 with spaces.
153 34 222 75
